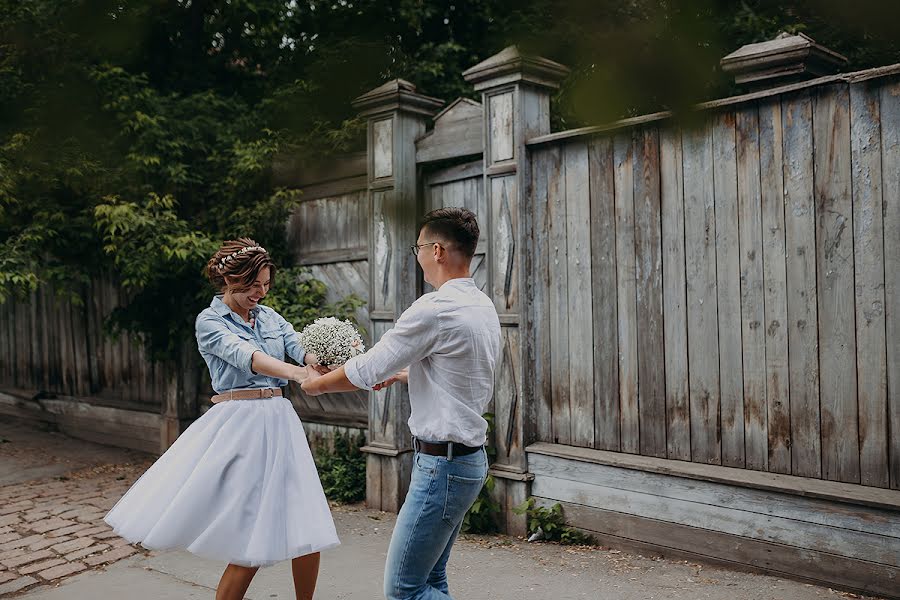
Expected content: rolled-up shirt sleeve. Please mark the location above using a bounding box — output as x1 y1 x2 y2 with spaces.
344 300 441 390
195 314 259 375
276 313 307 366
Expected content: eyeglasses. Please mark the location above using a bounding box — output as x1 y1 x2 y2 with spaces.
409 242 440 256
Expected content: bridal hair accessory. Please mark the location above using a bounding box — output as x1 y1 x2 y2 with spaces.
217 246 267 270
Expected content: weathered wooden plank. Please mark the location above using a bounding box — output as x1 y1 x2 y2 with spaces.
588 137 620 451
373 117 393 179
759 99 791 474
782 90 822 480
54 291 67 393
337 194 351 250
814 84 860 484
659 127 690 461
306 200 321 254
82 281 98 395
354 190 367 247
442 180 464 209
712 112 744 468
296 175 367 203
536 499 900 600
371 190 396 313
632 127 666 458
16 297 28 388
70 296 88 397
528 452 900 538
736 107 768 471
613 131 639 454
428 180 443 214
92 279 107 391
28 290 38 389
366 320 393 446
531 474 899 566
72 290 92 396
547 145 570 445
881 80 900 491
530 148 553 444
563 141 594 448
424 161 483 188
489 92 514 163
476 172 489 242
473 173 489 293
682 120 721 465
465 176 479 216
850 81 889 488
415 98 484 164
380 452 407 514
366 453 383 510
4 298 14 382
0 297 8 382
495 328 524 466
490 176 518 315
297 247 368 266
504 475 529 538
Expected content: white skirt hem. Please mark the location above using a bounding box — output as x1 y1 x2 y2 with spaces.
103 396 340 568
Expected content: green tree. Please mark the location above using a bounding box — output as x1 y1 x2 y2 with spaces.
2 0 898 359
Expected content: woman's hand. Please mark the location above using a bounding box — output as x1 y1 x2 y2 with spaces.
304 353 332 375
373 367 409 391
291 365 313 384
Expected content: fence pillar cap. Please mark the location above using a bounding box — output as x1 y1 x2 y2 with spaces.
352 78 444 118
720 32 848 89
462 46 570 92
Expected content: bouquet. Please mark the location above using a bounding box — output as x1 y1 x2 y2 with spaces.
298 317 366 368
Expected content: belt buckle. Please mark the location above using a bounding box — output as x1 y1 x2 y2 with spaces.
447 441 454 461
264 388 274 398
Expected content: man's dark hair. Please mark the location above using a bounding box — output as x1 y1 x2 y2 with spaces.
419 207 479 258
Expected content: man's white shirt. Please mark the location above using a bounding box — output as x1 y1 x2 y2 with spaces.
344 277 501 447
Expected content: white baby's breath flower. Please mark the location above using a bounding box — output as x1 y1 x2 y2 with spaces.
298 317 366 367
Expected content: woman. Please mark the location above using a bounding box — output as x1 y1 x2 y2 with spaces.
105 238 339 600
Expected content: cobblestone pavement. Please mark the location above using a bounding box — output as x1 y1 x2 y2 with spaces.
0 418 154 596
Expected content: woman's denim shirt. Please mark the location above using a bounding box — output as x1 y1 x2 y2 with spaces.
195 295 306 393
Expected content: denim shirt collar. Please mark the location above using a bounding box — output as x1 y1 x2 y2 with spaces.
210 295 259 325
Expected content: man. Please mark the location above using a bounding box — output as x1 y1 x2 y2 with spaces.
302 207 501 600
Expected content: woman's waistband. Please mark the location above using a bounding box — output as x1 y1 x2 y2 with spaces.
210 387 284 403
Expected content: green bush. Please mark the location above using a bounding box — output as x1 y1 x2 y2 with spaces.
314 431 367 504
512 497 595 545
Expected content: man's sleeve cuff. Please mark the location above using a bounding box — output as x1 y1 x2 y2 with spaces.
344 356 373 390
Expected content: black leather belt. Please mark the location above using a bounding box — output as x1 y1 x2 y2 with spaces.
414 437 482 458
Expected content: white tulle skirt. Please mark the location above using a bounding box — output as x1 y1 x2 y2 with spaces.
104 396 340 567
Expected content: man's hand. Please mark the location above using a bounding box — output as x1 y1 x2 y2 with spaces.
304 353 332 375
373 367 409 391
300 367 324 395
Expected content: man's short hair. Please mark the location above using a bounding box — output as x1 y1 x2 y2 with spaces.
419 207 480 258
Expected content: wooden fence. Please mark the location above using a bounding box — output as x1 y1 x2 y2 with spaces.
339 47 899 597
528 75 900 489
0 279 190 453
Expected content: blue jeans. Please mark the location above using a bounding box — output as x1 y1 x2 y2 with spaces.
384 446 488 600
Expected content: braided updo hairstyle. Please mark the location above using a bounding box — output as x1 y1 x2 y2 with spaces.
205 238 276 292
